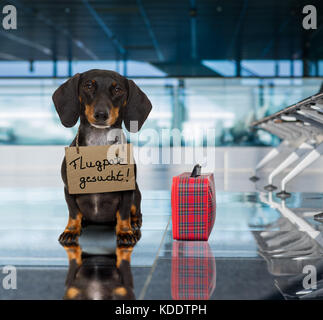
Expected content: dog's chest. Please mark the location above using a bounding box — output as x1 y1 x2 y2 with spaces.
84 128 126 146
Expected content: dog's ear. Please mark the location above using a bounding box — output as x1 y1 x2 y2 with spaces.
52 73 81 127
123 80 152 132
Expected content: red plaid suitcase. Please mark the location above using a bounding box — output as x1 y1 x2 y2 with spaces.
171 165 216 241
171 241 216 300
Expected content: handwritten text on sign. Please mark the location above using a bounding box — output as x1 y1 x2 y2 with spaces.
65 144 135 194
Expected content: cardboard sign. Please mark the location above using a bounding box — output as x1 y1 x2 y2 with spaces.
65 144 135 194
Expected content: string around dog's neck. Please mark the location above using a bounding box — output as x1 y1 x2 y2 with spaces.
75 126 80 154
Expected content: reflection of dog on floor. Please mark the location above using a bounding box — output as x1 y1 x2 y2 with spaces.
52 69 152 246
63 244 135 300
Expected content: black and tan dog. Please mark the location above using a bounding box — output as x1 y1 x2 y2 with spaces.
52 69 152 246
63 244 135 300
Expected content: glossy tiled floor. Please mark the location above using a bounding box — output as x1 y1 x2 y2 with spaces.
1 180 323 300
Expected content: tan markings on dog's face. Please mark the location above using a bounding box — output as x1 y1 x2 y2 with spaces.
65 287 80 299
116 247 133 268
113 286 127 296
107 106 119 126
123 99 127 107
84 104 96 124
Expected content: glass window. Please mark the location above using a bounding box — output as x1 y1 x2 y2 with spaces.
0 73 322 147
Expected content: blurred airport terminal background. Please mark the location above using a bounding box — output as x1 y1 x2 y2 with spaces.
0 1 322 147
0 74 322 147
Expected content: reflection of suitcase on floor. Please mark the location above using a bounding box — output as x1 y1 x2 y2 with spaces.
171 241 216 300
171 165 216 241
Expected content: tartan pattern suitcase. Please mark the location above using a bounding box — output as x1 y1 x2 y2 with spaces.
171 241 216 300
171 167 216 241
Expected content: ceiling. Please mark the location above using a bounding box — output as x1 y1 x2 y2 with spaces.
0 0 323 74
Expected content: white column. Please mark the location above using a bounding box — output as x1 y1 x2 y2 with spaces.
280 143 323 191
267 142 313 185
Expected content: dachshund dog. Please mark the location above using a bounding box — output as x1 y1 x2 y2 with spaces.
52 69 152 246
63 244 135 300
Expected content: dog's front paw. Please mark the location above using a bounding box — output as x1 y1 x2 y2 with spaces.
131 222 142 242
131 219 142 231
117 231 138 247
58 230 80 245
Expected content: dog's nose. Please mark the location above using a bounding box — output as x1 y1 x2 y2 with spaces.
94 111 109 121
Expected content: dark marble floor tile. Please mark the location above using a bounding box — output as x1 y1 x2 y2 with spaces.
143 258 283 300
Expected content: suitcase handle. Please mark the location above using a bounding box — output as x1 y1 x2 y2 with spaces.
190 164 201 177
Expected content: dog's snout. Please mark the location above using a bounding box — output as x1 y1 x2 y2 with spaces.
94 111 109 121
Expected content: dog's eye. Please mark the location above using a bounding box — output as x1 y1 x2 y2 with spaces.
114 86 122 94
84 81 94 90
